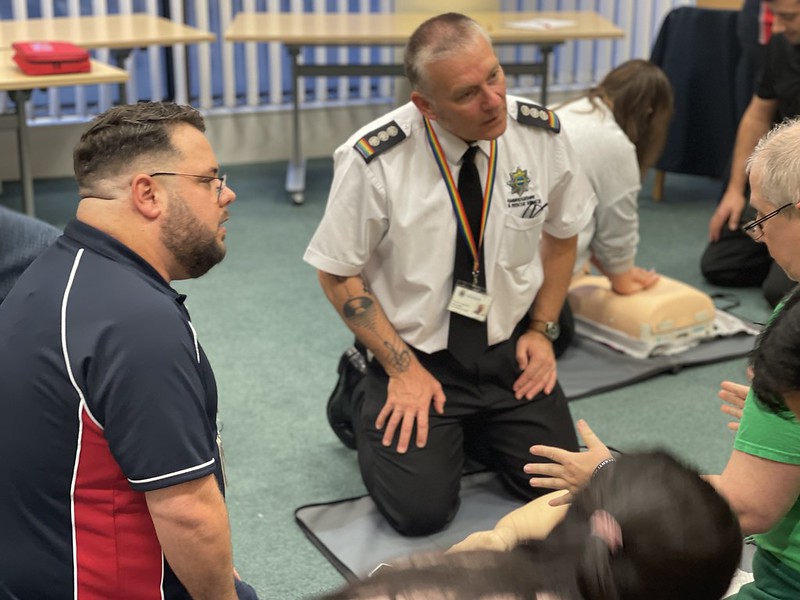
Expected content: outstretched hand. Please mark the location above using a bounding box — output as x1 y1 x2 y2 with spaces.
524 419 613 506
719 380 749 432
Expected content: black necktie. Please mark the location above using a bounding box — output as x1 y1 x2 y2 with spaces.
447 145 488 367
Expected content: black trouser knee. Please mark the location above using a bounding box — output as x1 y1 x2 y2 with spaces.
701 203 774 287
354 363 463 536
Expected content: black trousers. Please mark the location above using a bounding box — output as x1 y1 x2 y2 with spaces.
353 324 579 536
700 205 795 308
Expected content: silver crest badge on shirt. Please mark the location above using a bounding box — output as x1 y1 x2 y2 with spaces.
506 166 530 196
505 165 547 217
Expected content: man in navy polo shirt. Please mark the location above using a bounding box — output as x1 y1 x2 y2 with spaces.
0 102 257 599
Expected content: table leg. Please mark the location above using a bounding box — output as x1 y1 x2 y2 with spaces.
287 45 306 205
12 91 35 217
539 45 553 106
111 49 133 104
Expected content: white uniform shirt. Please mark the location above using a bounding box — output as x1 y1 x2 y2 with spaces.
304 96 595 354
556 97 641 276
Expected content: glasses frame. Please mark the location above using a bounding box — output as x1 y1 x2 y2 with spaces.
150 171 227 204
742 202 793 241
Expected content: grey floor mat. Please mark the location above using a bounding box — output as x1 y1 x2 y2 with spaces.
559 330 756 400
296 471 756 584
295 471 524 580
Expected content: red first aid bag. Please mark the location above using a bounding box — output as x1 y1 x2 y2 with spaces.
12 41 90 75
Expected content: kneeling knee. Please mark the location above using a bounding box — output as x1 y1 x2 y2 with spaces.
381 497 459 536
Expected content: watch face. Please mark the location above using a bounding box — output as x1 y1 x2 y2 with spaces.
546 322 560 340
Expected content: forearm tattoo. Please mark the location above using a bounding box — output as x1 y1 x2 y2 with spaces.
340 274 409 372
383 341 411 372
343 296 377 330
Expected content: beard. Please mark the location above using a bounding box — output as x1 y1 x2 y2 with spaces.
160 191 226 279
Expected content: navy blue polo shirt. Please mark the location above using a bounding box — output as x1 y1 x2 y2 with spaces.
0 219 221 599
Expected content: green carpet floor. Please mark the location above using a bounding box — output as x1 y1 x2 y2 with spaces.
1 162 775 599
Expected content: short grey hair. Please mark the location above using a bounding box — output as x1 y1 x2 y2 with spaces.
403 13 493 92
747 117 800 211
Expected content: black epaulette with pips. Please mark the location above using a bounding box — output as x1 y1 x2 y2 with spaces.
353 120 407 163
516 101 561 133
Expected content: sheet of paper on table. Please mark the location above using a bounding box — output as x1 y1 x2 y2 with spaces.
503 18 576 30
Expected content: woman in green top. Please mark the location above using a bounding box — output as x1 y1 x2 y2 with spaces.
524 118 800 599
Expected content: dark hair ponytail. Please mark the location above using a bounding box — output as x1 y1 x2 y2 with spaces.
576 527 621 600
554 451 742 600
751 288 800 414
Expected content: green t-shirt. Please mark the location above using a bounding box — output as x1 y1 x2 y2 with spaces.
735 310 800 574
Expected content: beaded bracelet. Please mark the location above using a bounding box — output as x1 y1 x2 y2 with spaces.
593 457 616 477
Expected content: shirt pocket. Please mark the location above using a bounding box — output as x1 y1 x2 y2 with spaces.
498 209 546 270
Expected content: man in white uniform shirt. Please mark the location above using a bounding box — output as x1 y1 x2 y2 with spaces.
304 13 596 535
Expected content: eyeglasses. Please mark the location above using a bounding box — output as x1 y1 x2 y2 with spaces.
150 172 227 204
742 203 793 241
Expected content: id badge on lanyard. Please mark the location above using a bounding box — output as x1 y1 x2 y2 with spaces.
423 118 498 324
448 280 492 322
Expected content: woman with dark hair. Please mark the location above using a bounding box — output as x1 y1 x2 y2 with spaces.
556 59 674 295
322 451 742 600
750 290 800 416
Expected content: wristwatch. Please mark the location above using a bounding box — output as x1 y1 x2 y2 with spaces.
530 319 560 342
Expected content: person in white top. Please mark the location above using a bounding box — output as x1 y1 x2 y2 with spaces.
555 59 673 295
304 13 595 536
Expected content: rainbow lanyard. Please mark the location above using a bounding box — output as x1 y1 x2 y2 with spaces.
423 117 498 286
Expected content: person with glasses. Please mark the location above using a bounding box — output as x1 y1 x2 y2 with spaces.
521 118 800 600
702 0 800 308
0 102 258 600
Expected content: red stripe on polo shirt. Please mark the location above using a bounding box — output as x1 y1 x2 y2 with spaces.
74 406 164 598
760 3 774 45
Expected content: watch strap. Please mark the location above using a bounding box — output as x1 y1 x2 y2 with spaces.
529 319 559 341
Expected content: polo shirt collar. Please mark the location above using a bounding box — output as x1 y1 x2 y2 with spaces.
63 219 185 303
